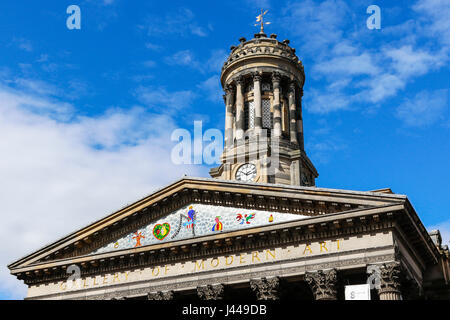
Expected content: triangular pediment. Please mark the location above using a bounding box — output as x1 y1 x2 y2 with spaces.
8 177 408 272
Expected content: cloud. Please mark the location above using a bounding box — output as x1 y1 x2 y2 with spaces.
197 75 223 103
164 49 227 75
396 89 448 127
280 0 450 115
0 80 206 299
142 8 208 38
135 86 196 112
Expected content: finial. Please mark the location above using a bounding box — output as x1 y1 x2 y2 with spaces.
254 9 271 34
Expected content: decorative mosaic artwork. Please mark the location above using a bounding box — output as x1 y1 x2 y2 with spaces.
91 203 309 255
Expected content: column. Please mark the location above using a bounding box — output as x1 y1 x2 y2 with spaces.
250 277 280 300
305 269 338 300
197 284 224 300
288 81 298 144
235 77 245 140
224 84 235 148
367 262 402 300
297 87 304 150
272 72 282 137
147 291 174 300
253 73 262 134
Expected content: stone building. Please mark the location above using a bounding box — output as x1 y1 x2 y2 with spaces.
8 30 449 300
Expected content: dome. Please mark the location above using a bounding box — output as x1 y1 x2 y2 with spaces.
220 33 305 88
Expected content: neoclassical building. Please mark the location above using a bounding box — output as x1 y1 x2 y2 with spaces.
8 30 449 300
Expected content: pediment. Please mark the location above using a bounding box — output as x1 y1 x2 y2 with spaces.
91 203 307 256
8 177 408 272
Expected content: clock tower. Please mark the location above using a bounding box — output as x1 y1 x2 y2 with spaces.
210 30 318 186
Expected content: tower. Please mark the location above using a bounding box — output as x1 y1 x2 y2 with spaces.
210 31 318 186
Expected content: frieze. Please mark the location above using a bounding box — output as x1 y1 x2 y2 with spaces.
28 253 396 300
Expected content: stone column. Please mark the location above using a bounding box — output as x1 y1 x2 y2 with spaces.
197 284 224 300
297 87 304 150
288 81 298 144
250 277 280 300
235 77 245 140
224 84 235 148
253 73 262 133
272 72 282 137
147 291 174 300
367 262 402 300
305 269 338 300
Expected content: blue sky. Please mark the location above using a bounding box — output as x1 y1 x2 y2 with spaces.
0 0 448 299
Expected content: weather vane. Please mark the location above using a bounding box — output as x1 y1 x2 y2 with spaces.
254 9 271 34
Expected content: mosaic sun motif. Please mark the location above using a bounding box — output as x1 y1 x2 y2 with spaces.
91 203 309 255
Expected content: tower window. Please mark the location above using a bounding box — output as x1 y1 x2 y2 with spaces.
262 99 272 129
244 101 255 130
248 100 255 129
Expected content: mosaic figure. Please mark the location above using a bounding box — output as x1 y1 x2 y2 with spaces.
212 216 223 231
153 223 170 241
236 212 256 225
171 206 197 239
132 231 145 247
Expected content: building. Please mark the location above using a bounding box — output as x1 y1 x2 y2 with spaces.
8 29 449 300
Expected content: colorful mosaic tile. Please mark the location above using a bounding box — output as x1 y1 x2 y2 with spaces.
91 203 308 255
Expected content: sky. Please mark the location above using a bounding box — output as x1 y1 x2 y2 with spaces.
0 0 449 299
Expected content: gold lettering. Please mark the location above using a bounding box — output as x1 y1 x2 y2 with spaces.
303 244 313 255
225 256 234 265
239 253 246 264
320 242 328 252
60 281 67 291
252 251 261 263
266 249 276 260
103 274 108 285
124 271 130 281
165 265 170 275
210 258 220 268
152 266 160 276
194 260 205 271
336 239 341 250
83 278 89 288
93 276 98 286
113 273 120 283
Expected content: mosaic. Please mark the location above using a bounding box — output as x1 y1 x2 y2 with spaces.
91 203 309 255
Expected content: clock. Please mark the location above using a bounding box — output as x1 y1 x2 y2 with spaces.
235 163 257 182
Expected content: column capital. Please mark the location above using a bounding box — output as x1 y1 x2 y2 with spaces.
197 284 225 300
250 277 280 300
224 83 235 95
305 269 338 300
235 75 245 86
147 291 174 300
252 72 262 82
271 72 281 83
367 261 402 299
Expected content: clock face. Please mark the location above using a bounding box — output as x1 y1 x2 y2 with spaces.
235 163 257 182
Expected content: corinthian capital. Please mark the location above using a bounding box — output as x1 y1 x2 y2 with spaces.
305 269 338 300
197 284 224 300
271 72 281 83
147 291 174 300
250 277 280 300
252 72 262 82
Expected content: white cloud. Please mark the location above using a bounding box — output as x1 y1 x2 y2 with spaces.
197 75 222 103
143 8 208 38
396 89 448 126
135 86 196 112
280 0 450 114
0 82 206 299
